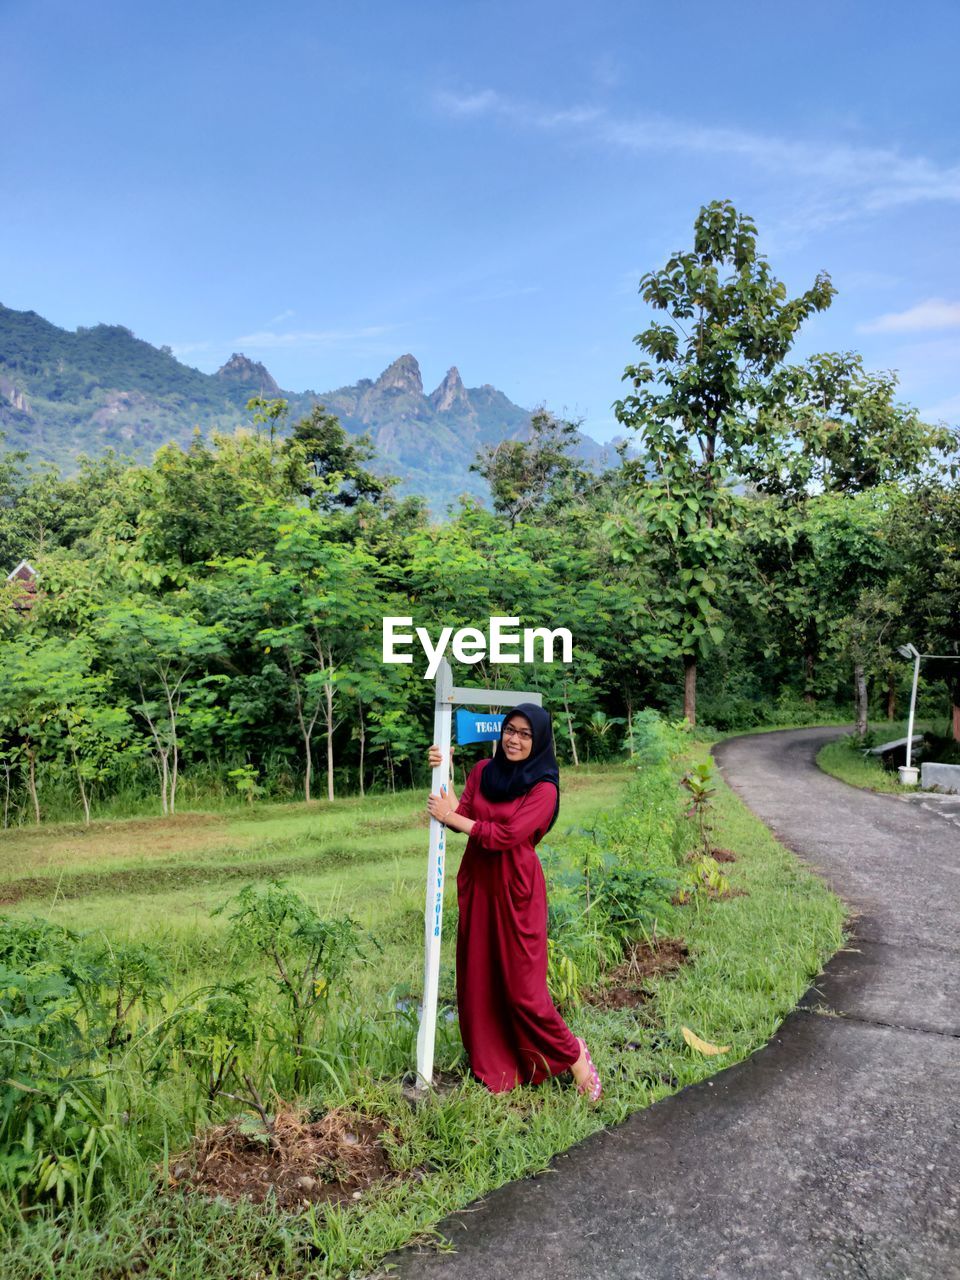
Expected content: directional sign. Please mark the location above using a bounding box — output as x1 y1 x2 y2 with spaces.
455 709 505 744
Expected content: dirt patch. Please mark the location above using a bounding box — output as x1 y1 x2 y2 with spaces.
358 814 420 834
584 936 690 1010
709 847 737 863
0 811 234 880
671 887 744 905
167 1106 401 1210
0 844 381 905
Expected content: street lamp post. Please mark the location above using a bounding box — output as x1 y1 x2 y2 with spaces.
897 643 921 777
895 643 960 785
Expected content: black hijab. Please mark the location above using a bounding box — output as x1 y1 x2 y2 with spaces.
479 702 561 833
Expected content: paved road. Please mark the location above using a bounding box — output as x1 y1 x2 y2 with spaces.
383 726 960 1280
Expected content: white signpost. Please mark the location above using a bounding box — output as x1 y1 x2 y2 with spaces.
415 657 542 1090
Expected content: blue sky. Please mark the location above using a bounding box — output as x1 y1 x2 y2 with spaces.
2 0 959 443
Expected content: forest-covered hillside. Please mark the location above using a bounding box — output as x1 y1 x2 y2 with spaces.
0 304 611 512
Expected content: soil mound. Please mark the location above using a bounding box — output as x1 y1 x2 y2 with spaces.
168 1105 397 1210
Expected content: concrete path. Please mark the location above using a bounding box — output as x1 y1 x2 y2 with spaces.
383 727 960 1280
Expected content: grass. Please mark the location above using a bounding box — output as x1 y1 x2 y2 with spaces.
815 718 936 794
0 740 846 1279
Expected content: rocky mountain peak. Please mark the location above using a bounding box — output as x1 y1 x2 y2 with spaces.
430 366 469 413
215 353 281 396
373 354 423 396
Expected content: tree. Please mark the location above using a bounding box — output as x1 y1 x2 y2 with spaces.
224 508 384 802
100 600 226 814
612 199 836 724
745 352 959 497
90 429 308 573
889 480 960 739
470 410 594 527
0 634 131 824
283 404 392 511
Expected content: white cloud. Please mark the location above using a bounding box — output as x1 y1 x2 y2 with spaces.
919 391 960 424
466 283 541 304
436 89 503 117
169 340 214 358
265 308 296 326
232 325 393 349
859 298 960 334
435 89 960 226
437 89 601 131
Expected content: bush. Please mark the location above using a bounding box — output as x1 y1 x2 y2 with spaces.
0 918 162 1207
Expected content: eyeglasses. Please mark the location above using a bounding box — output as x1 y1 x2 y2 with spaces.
503 725 533 741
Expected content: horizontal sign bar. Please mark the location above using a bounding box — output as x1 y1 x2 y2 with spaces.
447 688 542 707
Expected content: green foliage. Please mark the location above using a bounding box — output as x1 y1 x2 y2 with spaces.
469 410 594 527
173 980 261 1103
0 918 163 1207
680 761 717 855
283 402 391 510
226 764 263 804
748 352 959 497
610 200 837 724
594 864 678 945
213 882 367 1089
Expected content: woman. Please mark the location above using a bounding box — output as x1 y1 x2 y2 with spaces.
427 703 601 1100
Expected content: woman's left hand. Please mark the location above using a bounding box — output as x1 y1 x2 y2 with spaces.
427 791 453 824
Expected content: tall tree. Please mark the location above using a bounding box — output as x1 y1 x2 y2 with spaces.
612 199 836 723
100 600 226 814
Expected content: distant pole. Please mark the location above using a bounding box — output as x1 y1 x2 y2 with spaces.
416 659 453 1089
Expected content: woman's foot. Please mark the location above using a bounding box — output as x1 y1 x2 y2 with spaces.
571 1036 602 1103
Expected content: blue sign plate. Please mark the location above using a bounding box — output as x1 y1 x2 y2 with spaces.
456 709 505 744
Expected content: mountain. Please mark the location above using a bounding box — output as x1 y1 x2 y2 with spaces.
0 303 616 512
313 354 611 508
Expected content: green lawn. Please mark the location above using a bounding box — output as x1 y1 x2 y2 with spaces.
815 718 935 794
1 745 846 1280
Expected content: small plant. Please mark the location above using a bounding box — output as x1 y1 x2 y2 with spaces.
213 882 368 1091
594 865 677 947
546 938 582 1009
680 761 717 858
93 940 168 1054
675 854 731 904
173 979 261 1105
0 917 141 1207
227 764 264 805
563 821 612 911
584 711 626 762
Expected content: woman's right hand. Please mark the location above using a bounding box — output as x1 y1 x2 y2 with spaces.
427 744 459 814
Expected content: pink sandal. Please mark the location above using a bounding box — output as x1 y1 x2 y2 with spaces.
575 1037 602 1104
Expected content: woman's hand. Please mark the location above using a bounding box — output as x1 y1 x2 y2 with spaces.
426 744 465 829
427 743 454 771
427 788 474 836
427 791 455 824
427 743 458 805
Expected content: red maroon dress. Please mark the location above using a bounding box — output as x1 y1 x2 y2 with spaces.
453 758 580 1093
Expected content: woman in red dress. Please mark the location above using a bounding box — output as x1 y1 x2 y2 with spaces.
427 704 601 1100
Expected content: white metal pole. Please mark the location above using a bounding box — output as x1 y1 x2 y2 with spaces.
905 651 921 770
416 658 453 1089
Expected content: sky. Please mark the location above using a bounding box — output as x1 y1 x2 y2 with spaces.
2 0 959 444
